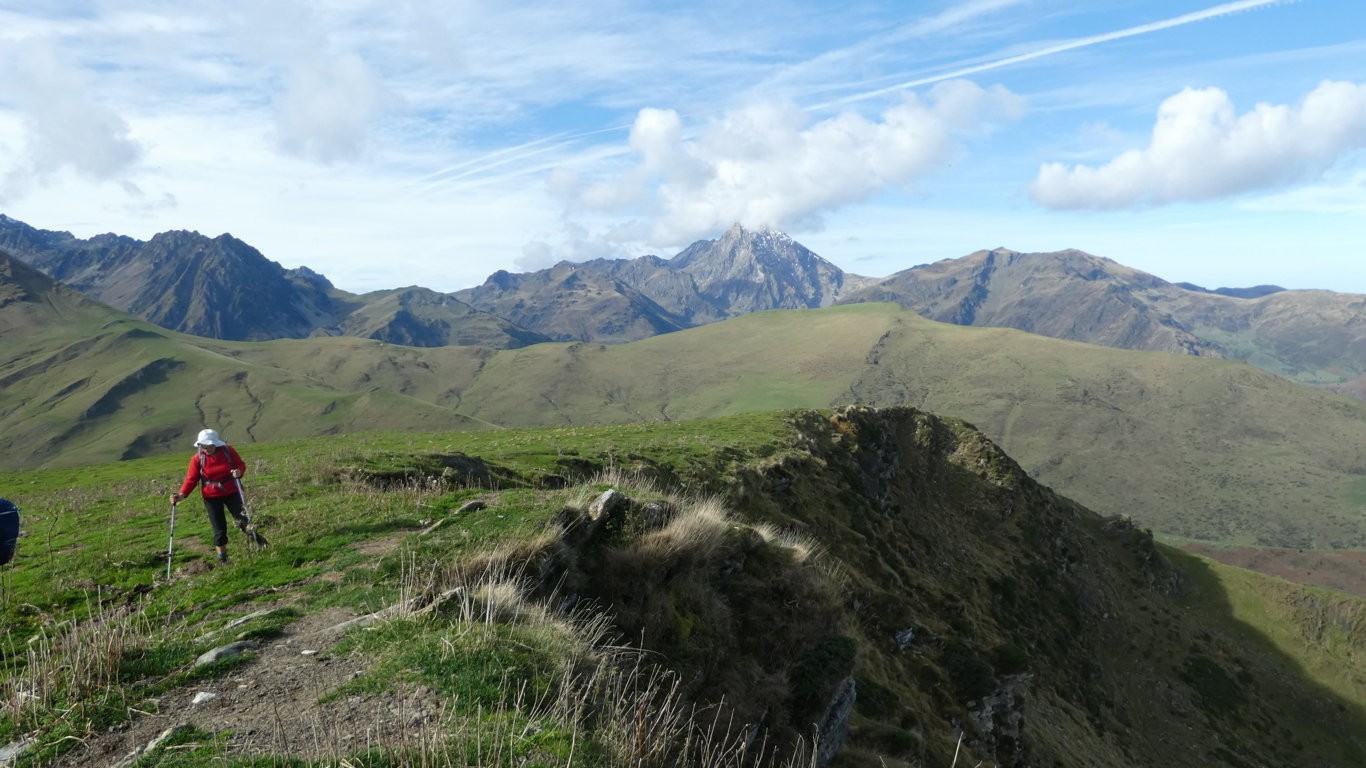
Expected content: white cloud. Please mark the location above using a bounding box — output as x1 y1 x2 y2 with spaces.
0 39 142 201
1030 80 1366 209
555 79 1024 248
273 51 391 163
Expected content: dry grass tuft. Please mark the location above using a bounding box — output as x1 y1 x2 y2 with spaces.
751 522 823 564
636 495 732 561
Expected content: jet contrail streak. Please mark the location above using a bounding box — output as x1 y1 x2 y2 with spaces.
813 0 1291 110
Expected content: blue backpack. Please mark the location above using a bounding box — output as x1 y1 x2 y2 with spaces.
0 498 18 566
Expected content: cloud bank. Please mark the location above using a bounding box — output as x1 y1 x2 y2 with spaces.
0 39 143 201
1030 80 1366 209
553 79 1024 247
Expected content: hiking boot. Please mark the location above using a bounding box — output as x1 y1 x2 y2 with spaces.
217 551 229 564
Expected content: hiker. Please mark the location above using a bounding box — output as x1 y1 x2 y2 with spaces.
170 428 248 564
0 497 18 566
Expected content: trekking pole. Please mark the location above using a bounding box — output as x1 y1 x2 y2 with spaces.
166 500 178 581
234 477 269 548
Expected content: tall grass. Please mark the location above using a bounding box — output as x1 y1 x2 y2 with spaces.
1 590 158 743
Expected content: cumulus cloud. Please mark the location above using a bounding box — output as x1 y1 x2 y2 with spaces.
1030 80 1366 209
0 39 142 200
273 51 391 163
553 79 1023 246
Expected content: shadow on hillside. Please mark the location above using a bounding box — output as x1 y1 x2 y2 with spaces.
1163 547 1365 761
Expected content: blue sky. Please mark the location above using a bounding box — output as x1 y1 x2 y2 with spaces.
0 0 1363 294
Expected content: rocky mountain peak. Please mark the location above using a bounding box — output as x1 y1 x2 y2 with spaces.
669 223 847 312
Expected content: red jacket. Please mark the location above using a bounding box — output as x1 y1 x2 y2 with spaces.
178 445 246 499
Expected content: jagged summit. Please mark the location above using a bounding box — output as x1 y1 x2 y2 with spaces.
669 222 848 312
451 223 856 342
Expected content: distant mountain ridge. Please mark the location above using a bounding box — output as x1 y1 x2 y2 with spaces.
0 214 542 348
6 213 1366 396
0 215 338 340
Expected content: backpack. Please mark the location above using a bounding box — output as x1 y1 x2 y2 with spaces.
198 448 241 493
0 498 18 566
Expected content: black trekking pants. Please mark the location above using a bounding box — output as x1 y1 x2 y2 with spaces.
204 493 248 548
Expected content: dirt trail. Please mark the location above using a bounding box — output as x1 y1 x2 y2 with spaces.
54 598 442 766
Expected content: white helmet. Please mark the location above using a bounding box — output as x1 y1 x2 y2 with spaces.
194 428 226 448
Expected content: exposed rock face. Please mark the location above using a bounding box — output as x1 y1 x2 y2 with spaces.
194 640 260 667
815 676 856 767
659 224 851 321
970 673 1031 766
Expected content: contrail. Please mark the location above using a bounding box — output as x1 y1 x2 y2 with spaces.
813 0 1292 110
408 122 635 197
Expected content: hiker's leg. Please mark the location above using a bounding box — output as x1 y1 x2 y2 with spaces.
205 498 229 549
225 492 249 530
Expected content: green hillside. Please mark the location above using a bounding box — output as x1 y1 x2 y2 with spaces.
230 303 1366 549
6 270 1366 551
1 410 1361 767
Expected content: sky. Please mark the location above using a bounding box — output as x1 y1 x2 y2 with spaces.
0 0 1364 295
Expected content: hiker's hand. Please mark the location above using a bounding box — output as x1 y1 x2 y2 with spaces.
230 469 242 478
170 492 183 503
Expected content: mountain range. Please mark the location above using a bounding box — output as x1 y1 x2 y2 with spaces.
5 214 1366 401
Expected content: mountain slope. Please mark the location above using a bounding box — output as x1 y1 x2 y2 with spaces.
452 261 691 343
842 248 1220 355
842 248 1366 393
338 286 550 348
